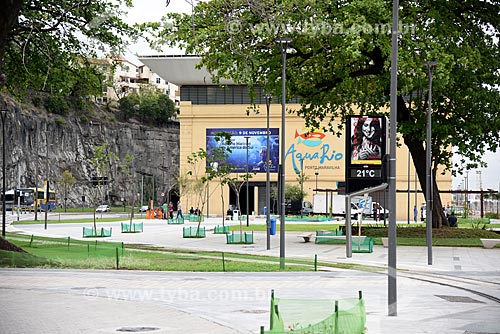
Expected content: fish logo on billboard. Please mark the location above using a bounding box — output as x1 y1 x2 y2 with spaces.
294 130 326 147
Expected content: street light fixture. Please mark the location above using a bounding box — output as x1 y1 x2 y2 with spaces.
424 60 438 266
276 37 291 270
1 109 6 237
244 136 250 227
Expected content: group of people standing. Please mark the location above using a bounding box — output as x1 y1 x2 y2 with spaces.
161 201 183 219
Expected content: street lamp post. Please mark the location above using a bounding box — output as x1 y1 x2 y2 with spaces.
424 60 438 266
314 168 319 194
245 136 250 227
265 95 271 250
276 37 291 270
1 109 6 237
44 129 50 230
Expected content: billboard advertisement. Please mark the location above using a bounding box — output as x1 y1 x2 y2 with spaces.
345 115 388 193
206 128 279 173
347 115 387 165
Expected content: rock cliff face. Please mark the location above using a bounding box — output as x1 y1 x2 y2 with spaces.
1 94 179 208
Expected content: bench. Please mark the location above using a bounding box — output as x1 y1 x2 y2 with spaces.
298 233 314 243
480 239 500 249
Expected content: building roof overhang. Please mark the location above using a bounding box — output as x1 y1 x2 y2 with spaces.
138 55 234 86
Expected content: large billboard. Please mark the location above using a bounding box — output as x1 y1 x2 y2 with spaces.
348 116 386 165
206 128 279 173
346 115 388 193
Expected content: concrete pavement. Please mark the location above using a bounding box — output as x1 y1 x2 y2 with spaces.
1 214 500 333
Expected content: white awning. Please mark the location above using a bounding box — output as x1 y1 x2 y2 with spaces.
138 55 234 86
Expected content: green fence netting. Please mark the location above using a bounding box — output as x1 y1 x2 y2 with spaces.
2 234 124 267
213 225 230 234
352 237 374 253
315 229 344 244
168 217 185 224
226 231 254 244
121 222 144 233
83 227 112 237
188 214 204 222
262 291 366 334
183 226 206 238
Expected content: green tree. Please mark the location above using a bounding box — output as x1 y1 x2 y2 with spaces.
90 143 118 231
186 131 239 232
0 0 139 95
118 90 177 124
155 0 500 227
59 170 75 213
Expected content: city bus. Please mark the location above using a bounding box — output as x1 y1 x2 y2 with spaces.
3 188 57 212
27 187 57 212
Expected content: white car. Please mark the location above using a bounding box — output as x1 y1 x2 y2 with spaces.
96 205 110 213
138 205 149 212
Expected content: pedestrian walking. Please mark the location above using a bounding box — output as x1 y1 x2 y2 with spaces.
176 201 183 218
162 202 168 219
413 205 418 223
168 201 174 219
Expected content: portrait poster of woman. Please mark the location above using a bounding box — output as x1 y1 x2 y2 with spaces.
350 116 384 165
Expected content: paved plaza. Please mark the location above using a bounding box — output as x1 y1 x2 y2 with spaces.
1 213 499 333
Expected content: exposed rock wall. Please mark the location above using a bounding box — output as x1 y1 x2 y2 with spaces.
1 94 179 208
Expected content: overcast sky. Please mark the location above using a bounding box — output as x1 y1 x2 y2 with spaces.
124 0 500 191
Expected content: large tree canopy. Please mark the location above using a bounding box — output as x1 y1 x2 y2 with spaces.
0 0 139 95
152 0 500 227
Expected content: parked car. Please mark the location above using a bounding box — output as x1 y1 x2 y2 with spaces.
95 205 110 213
138 205 149 212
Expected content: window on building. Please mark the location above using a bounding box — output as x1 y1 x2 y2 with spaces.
156 78 161 84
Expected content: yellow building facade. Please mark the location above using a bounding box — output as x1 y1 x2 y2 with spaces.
139 56 451 220
178 101 451 220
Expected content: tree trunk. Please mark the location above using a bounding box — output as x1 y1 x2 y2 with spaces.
398 96 447 228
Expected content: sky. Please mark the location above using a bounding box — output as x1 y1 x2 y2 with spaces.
123 0 500 191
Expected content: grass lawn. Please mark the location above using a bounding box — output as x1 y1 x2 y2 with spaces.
1 233 317 272
2 222 499 271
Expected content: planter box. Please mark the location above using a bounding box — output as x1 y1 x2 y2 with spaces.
226 231 254 244
183 226 206 238
213 225 230 234
83 227 112 238
121 222 143 233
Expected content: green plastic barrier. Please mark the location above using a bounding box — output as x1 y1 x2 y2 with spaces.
121 222 144 233
314 229 344 244
189 214 204 222
168 217 184 224
183 226 206 238
262 291 366 334
352 237 374 253
213 225 230 234
83 227 112 237
226 231 254 244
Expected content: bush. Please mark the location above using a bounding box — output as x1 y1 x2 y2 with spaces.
55 117 66 126
31 96 43 108
44 96 69 115
485 212 499 219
